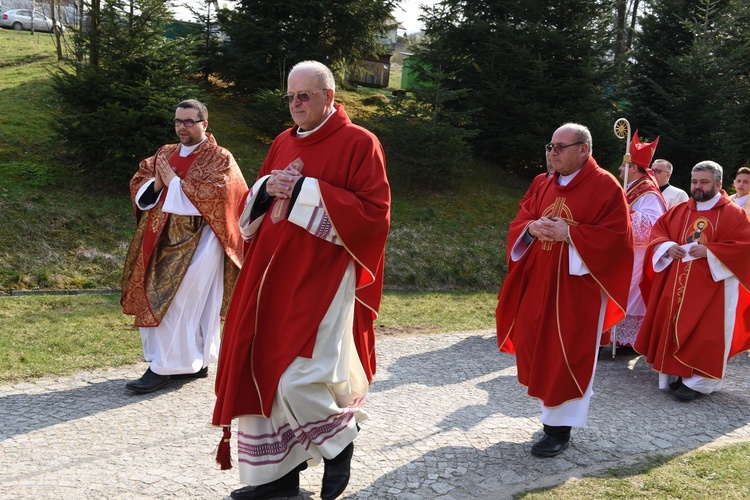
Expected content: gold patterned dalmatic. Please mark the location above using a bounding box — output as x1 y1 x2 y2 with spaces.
121 133 248 327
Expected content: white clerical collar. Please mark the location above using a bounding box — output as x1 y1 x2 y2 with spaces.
558 167 582 186
179 137 207 157
734 193 748 208
695 191 721 211
296 108 337 138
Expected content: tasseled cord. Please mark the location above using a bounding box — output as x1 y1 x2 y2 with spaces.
216 426 233 470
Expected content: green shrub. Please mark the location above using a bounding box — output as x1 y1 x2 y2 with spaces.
366 94 475 191
245 89 293 143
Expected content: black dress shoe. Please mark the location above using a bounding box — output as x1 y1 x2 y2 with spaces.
125 367 170 394
674 384 698 401
230 463 305 499
669 378 683 391
171 367 209 379
321 442 354 500
531 433 570 457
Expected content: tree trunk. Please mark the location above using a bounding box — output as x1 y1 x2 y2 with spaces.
50 0 64 60
614 0 626 64
90 0 100 67
626 0 641 52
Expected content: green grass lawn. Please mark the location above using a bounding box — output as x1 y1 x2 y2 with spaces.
520 442 750 498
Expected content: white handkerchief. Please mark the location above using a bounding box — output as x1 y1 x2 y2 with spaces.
681 242 698 262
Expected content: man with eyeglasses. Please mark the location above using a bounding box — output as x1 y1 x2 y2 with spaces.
213 60 390 500
121 99 248 394
651 159 688 210
496 123 633 458
634 161 750 401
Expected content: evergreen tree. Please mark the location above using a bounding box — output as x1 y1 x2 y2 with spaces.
182 0 224 82
627 0 750 185
416 0 619 177
366 65 478 190
52 0 198 186
216 0 396 91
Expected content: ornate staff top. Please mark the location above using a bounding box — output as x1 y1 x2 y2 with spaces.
613 118 632 187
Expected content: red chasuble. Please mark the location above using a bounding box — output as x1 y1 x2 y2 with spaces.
519 172 552 208
496 157 633 407
634 191 750 378
213 104 390 422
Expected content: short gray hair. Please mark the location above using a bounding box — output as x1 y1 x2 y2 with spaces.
558 122 593 155
652 159 673 172
692 160 723 183
289 60 336 92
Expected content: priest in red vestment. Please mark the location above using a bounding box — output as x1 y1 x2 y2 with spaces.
213 61 390 500
634 161 750 401
496 123 633 458
121 99 247 394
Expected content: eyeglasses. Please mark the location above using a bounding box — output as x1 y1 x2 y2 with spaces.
545 142 583 153
651 168 667 175
282 89 328 104
173 119 205 128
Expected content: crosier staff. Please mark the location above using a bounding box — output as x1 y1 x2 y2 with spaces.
610 118 632 357
614 118 632 188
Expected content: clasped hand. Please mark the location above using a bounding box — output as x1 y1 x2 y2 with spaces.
529 216 568 242
267 165 302 200
667 243 707 260
154 157 176 192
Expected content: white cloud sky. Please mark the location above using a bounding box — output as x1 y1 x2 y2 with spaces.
395 0 441 34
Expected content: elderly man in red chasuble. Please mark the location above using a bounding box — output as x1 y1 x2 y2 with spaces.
213 60 390 500
635 161 750 401
496 122 633 458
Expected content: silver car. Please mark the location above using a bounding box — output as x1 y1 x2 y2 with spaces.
0 9 64 33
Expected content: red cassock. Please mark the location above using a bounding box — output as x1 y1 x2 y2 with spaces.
634 191 750 378
496 157 633 407
213 105 390 423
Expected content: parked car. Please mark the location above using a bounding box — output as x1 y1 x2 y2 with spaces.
0 9 64 33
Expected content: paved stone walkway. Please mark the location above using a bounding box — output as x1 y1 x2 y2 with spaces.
2 331 749 499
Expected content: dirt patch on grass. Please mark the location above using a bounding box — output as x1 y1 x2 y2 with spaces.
375 324 435 336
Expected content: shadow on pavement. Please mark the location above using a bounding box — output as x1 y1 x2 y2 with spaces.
0 376 200 440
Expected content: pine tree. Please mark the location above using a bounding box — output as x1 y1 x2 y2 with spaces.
52 0 199 186
417 0 618 176
216 0 396 91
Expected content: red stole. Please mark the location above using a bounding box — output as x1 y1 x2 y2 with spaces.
139 151 196 282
